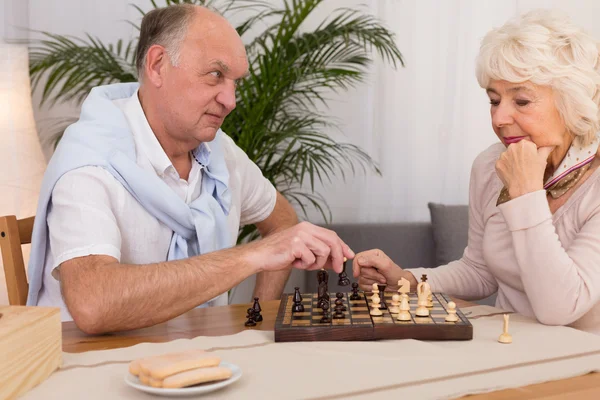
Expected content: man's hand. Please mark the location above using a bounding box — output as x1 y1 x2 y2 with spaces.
245 221 354 274
496 140 555 199
352 249 417 291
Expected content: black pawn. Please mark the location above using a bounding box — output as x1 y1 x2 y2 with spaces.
252 297 263 322
338 260 351 286
335 293 346 311
244 308 256 327
350 282 361 300
377 284 388 310
292 287 304 312
320 302 331 323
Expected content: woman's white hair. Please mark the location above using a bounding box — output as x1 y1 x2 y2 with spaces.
476 9 600 145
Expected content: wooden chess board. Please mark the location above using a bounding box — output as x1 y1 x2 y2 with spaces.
274 291 473 342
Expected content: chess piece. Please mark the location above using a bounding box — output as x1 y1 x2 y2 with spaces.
396 296 411 321
370 283 379 302
377 284 388 310
335 292 347 311
445 301 459 322
252 297 263 322
320 302 331 323
427 293 434 308
415 279 430 317
333 300 345 319
338 257 351 286
350 282 361 300
317 269 330 308
401 292 410 304
244 308 257 326
397 277 410 294
498 314 513 344
389 294 400 314
370 296 383 316
292 287 304 312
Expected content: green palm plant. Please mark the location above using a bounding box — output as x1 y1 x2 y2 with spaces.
29 0 404 242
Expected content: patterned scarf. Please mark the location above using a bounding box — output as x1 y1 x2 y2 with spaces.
497 135 599 206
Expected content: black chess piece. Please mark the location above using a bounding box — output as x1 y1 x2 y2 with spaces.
335 293 346 311
252 297 263 322
350 282 361 300
244 308 257 327
320 302 331 323
333 304 345 319
377 284 388 310
317 269 330 308
338 260 351 286
292 287 305 312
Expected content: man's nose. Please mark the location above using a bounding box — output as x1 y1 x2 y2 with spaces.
216 81 237 112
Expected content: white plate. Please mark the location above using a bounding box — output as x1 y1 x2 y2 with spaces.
124 362 242 397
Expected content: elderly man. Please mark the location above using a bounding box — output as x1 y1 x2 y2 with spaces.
27 4 353 334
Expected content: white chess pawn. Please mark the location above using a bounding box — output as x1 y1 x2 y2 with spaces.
396 296 411 321
370 296 383 316
415 281 430 317
498 314 513 344
371 282 380 300
401 293 409 304
389 294 400 314
427 291 434 308
445 301 459 322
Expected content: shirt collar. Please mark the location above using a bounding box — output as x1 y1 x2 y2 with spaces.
120 89 212 176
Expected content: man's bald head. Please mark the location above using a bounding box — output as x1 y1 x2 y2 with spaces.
135 4 234 81
135 4 248 150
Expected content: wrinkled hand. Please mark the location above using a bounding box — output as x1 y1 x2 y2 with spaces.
495 140 555 199
245 221 354 274
352 249 417 292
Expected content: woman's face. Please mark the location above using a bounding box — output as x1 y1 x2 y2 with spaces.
486 80 570 150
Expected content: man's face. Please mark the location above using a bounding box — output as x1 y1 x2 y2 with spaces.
159 13 248 146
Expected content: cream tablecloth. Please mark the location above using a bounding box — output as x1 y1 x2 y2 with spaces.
22 306 600 399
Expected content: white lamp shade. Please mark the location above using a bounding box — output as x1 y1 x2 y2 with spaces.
0 44 47 304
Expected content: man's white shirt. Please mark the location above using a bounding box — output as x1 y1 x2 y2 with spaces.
37 90 277 320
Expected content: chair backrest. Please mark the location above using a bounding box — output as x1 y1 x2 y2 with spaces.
0 215 34 305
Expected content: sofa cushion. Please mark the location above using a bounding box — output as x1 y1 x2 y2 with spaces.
428 203 469 266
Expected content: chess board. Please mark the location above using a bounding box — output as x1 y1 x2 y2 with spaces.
274 291 473 342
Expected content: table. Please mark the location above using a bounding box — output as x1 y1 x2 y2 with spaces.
62 299 600 399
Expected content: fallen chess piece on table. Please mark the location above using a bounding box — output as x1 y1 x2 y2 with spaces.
128 350 233 388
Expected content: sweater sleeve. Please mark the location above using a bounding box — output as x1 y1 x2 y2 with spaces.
408 146 500 300
498 189 600 325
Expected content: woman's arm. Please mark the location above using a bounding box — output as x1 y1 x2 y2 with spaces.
499 190 600 325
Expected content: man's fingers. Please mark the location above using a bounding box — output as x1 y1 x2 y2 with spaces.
358 276 378 292
302 223 352 273
296 231 330 269
290 237 316 269
360 267 386 284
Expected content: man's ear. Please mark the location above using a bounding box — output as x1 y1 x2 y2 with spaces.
143 45 168 87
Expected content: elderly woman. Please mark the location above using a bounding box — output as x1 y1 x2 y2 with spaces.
353 10 600 334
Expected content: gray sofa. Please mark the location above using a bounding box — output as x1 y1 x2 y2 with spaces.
231 203 496 306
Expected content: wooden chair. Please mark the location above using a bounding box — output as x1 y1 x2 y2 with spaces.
0 216 34 305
